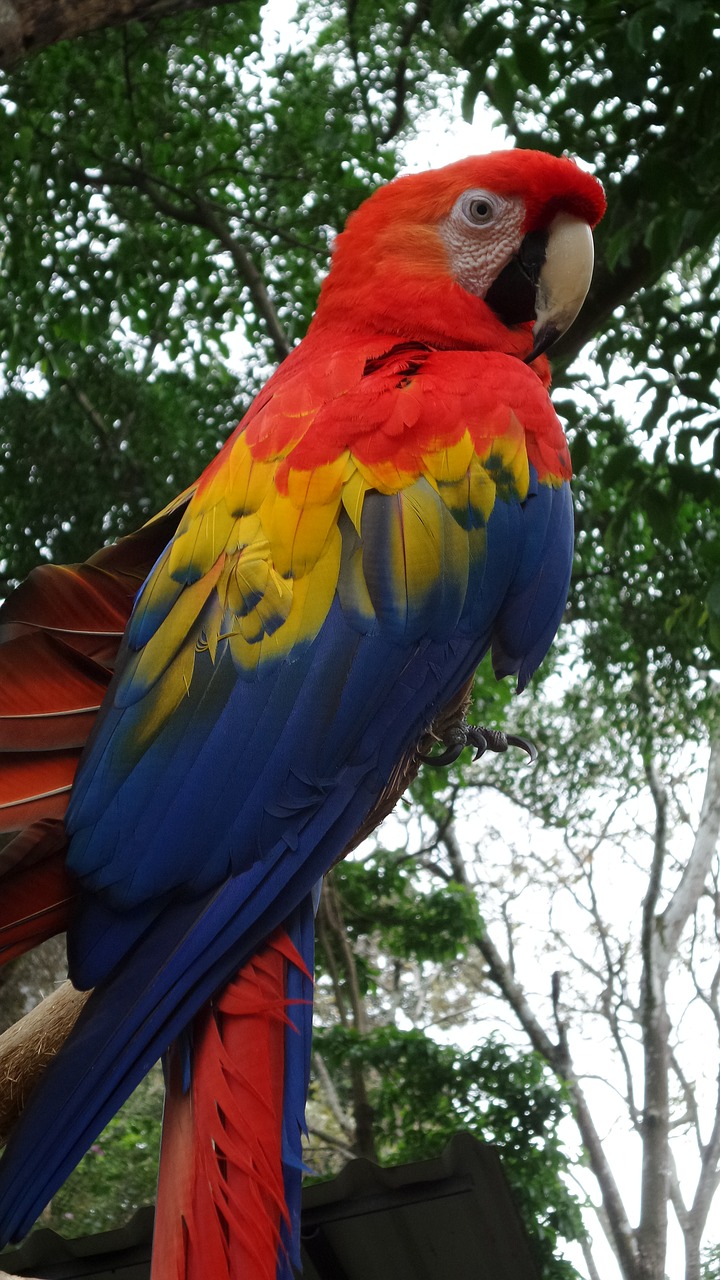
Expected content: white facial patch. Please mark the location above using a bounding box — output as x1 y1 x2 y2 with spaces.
438 189 526 299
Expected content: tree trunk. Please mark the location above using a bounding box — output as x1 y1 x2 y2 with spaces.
0 0 236 69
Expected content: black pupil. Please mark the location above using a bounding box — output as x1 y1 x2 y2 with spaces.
473 201 490 219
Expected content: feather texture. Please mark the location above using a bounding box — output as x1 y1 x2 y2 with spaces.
152 903 313 1280
0 501 193 960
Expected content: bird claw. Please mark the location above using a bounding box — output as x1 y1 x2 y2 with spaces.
417 721 537 768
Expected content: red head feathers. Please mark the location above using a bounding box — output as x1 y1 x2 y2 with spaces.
312 149 605 357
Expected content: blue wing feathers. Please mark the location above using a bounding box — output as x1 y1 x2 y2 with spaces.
492 479 573 689
0 453 572 1246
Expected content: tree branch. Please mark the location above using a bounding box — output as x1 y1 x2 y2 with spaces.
0 982 90 1146
57 370 144 477
637 747 670 1280
312 1050 355 1140
660 732 720 962
474 920 641 1279
437 818 641 1280
687 1066 720 1257
569 835 641 1127
87 163 293 363
0 0 239 70
380 0 432 145
305 1123 356 1162
193 194 292 363
318 877 378 1162
579 1234 604 1280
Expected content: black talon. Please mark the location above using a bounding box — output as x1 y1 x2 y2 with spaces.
505 732 538 764
465 726 491 760
417 723 468 767
417 721 538 768
418 743 465 767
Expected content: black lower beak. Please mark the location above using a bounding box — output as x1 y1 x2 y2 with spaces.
525 321 560 364
484 229 549 330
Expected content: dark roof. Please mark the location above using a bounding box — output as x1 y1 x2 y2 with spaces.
0 1134 541 1280
0 1208 153 1280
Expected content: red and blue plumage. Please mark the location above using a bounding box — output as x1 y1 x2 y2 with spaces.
0 150 604 1277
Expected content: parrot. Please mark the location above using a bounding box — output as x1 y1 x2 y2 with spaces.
0 149 605 1279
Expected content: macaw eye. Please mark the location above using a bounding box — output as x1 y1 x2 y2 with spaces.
459 190 503 228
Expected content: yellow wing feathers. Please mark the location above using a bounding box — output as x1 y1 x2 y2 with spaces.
125 363 534 736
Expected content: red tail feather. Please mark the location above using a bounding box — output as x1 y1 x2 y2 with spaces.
152 930 308 1280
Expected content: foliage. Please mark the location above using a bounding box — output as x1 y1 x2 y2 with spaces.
2 0 719 658
703 1244 720 1280
329 852 482 968
314 1025 583 1279
0 4 400 578
313 839 586 1277
40 1068 163 1237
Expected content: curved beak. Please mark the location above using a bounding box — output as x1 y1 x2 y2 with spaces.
526 213 595 363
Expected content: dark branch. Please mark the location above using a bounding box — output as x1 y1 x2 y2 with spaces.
438 819 642 1280
0 0 239 71
85 163 293 363
380 0 432 145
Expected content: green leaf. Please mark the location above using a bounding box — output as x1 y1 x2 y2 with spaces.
643 488 678 543
461 66 486 124
513 34 551 92
490 59 518 122
626 10 648 53
602 443 641 486
570 428 591 473
706 578 720 620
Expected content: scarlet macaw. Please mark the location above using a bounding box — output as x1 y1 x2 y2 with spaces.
0 150 604 1278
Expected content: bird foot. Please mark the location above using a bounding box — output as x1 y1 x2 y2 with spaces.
417 721 537 768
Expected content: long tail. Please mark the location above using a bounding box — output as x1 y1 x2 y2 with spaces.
152 908 314 1280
